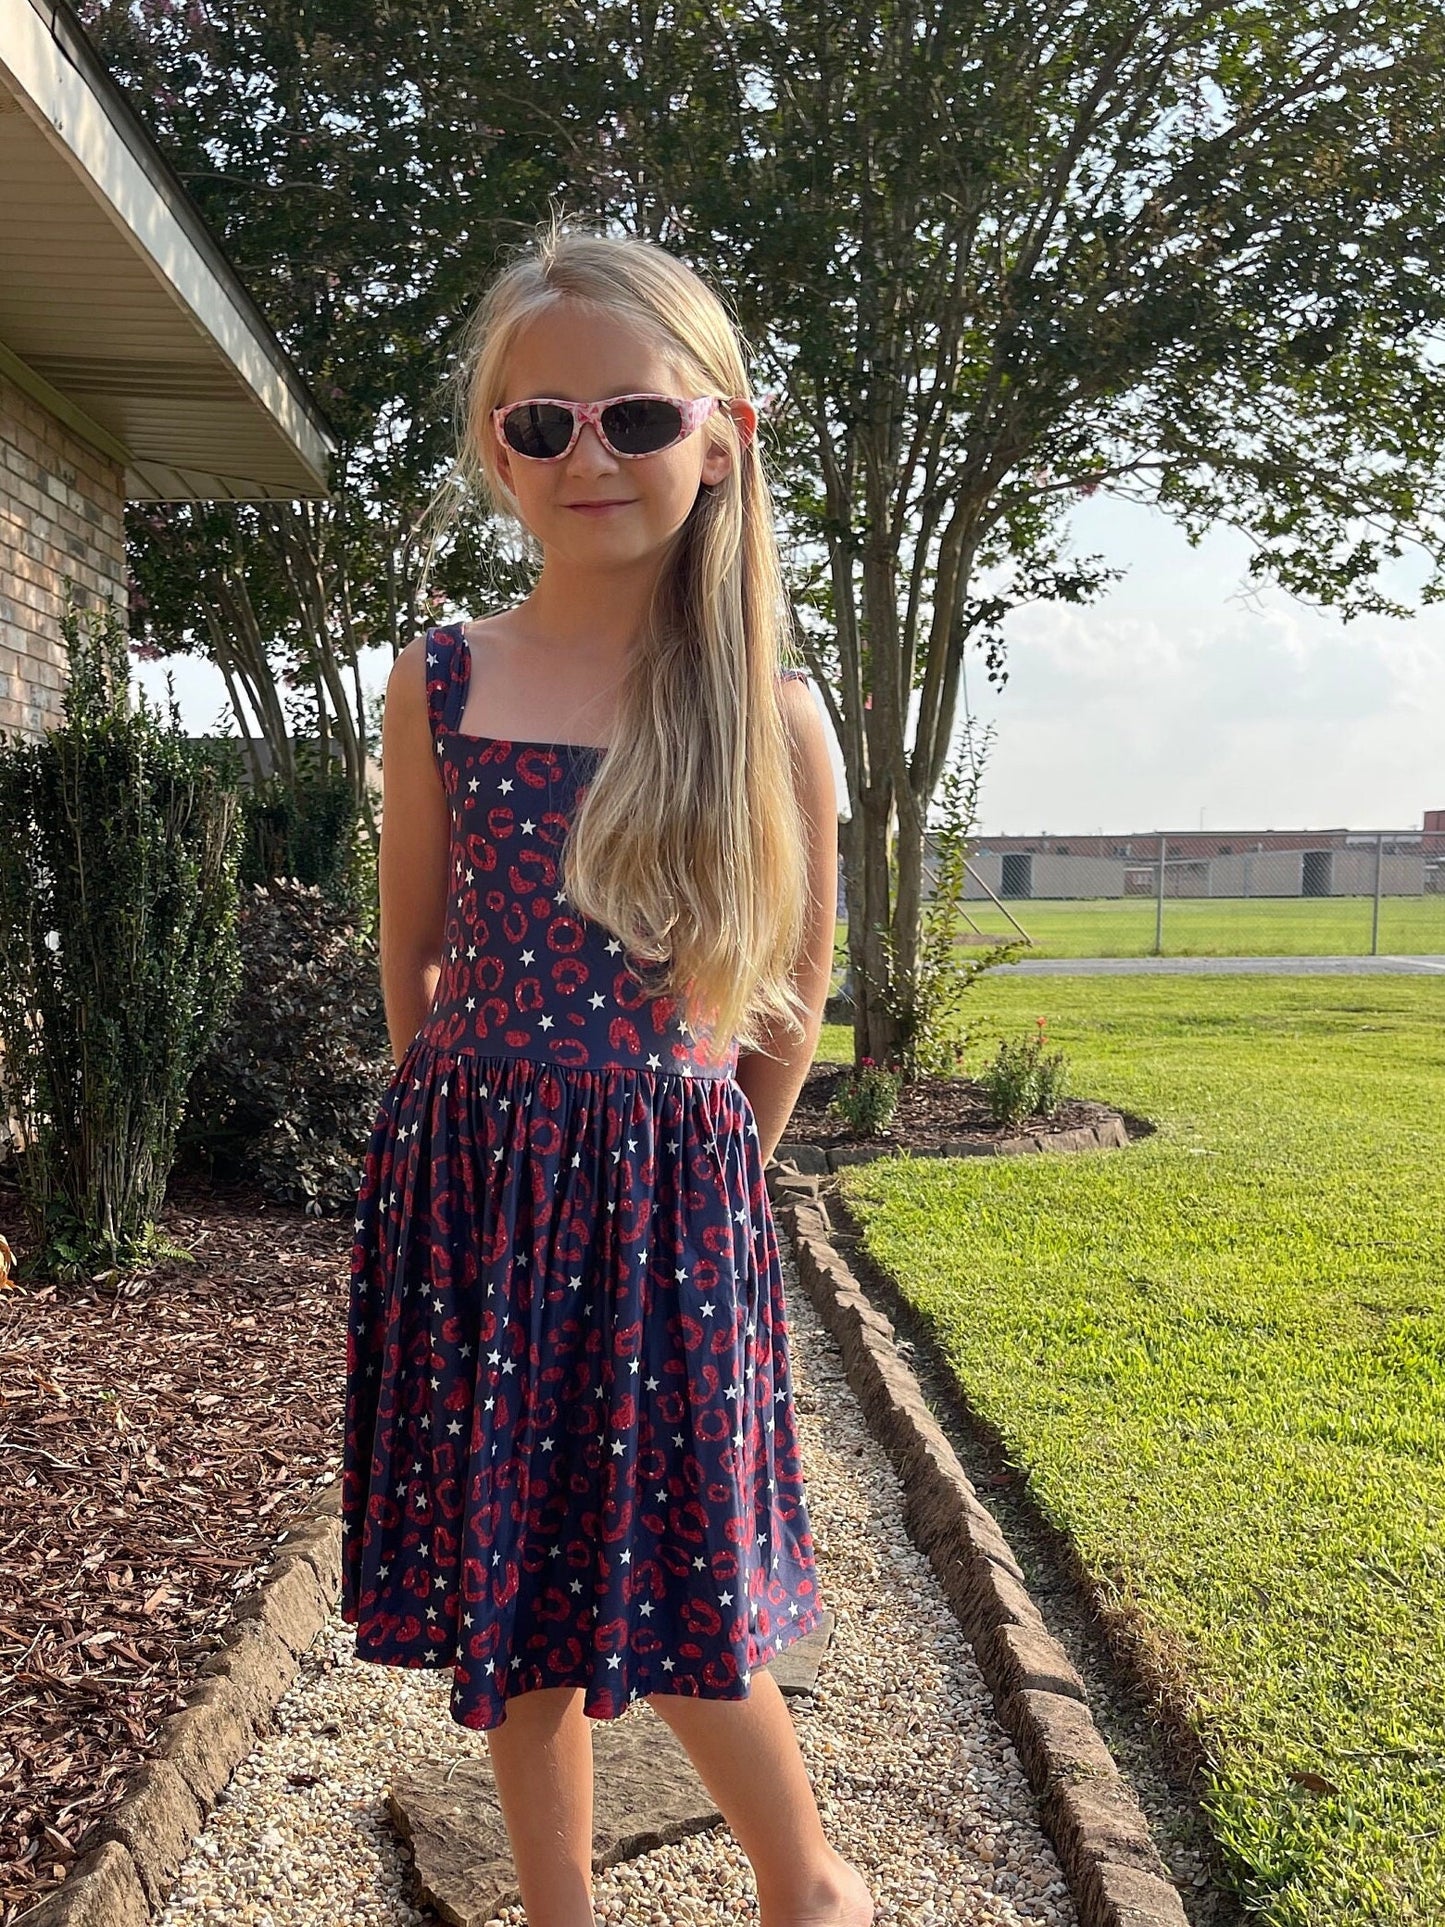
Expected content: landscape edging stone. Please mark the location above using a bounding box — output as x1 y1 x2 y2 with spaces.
770 1163 1190 1927
777 1111 1127 1173
13 1483 342 1926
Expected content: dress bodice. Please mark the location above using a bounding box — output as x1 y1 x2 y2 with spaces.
413 622 806 1081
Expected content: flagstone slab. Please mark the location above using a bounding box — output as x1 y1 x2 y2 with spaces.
388 1616 835 1925
389 1715 719 1926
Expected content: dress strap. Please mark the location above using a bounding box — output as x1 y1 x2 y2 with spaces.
777 666 809 683
423 623 468 747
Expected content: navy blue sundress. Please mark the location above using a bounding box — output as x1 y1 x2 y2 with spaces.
341 621 824 1730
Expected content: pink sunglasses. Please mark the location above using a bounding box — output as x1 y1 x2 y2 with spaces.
491 392 730 461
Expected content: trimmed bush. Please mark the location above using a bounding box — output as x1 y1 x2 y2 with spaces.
0 596 242 1278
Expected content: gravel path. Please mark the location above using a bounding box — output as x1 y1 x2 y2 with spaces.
153 1228 1078 1927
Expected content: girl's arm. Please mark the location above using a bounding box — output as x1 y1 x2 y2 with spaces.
377 635 450 1066
734 678 840 1164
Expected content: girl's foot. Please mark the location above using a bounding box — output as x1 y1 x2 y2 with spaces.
762 1845 875 1927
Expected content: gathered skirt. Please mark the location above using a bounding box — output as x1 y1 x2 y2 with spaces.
340 1033 825 1729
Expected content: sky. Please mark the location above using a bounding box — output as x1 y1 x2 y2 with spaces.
960 495 1443 840
132 493 1442 840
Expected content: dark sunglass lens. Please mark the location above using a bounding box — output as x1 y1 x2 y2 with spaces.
602 397 685 454
503 403 575 458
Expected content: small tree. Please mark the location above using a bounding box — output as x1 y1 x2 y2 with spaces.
0 593 242 1279
875 717 1024 1082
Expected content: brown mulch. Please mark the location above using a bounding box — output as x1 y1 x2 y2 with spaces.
783 1057 1144 1152
0 1165 352 1927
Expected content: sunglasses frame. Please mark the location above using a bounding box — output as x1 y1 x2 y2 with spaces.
491 391 727 462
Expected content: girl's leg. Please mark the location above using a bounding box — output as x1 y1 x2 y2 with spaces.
484 1684 596 1927
645 1669 873 1927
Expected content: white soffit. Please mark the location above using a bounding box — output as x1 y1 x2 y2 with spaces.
0 0 336 501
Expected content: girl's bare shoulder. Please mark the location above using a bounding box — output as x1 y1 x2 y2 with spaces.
381 634 441 770
387 631 433 709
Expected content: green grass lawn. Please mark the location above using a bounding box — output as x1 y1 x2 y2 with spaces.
839 893 1445 959
812 976 1445 1926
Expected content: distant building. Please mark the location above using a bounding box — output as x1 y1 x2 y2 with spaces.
952 817 1443 901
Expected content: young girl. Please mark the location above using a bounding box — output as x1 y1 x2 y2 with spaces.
342 217 871 1927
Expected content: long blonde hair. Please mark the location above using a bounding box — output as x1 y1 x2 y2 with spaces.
419 213 812 1061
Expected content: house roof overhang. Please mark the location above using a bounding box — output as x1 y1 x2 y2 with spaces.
0 0 336 502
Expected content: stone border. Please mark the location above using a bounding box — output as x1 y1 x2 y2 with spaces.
14 1486 343 1927
769 1161 1191 1927
776 1110 1128 1171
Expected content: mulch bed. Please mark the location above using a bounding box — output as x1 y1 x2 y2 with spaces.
782 1058 1143 1152
0 1164 351 1926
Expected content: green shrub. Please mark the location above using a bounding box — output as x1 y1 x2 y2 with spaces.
239 764 358 898
874 723 1026 1081
827 1056 902 1135
177 876 391 1213
980 1018 1069 1131
0 595 242 1277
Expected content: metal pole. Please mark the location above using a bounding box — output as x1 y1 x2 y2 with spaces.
1372 830 1383 956
961 860 1034 943
1155 832 1166 955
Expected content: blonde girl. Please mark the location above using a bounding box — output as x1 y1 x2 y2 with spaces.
342 214 868 1927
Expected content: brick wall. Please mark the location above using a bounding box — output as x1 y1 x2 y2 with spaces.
0 365 127 740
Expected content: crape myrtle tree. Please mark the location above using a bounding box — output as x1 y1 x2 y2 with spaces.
597 0 1445 1071
78 0 612 831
